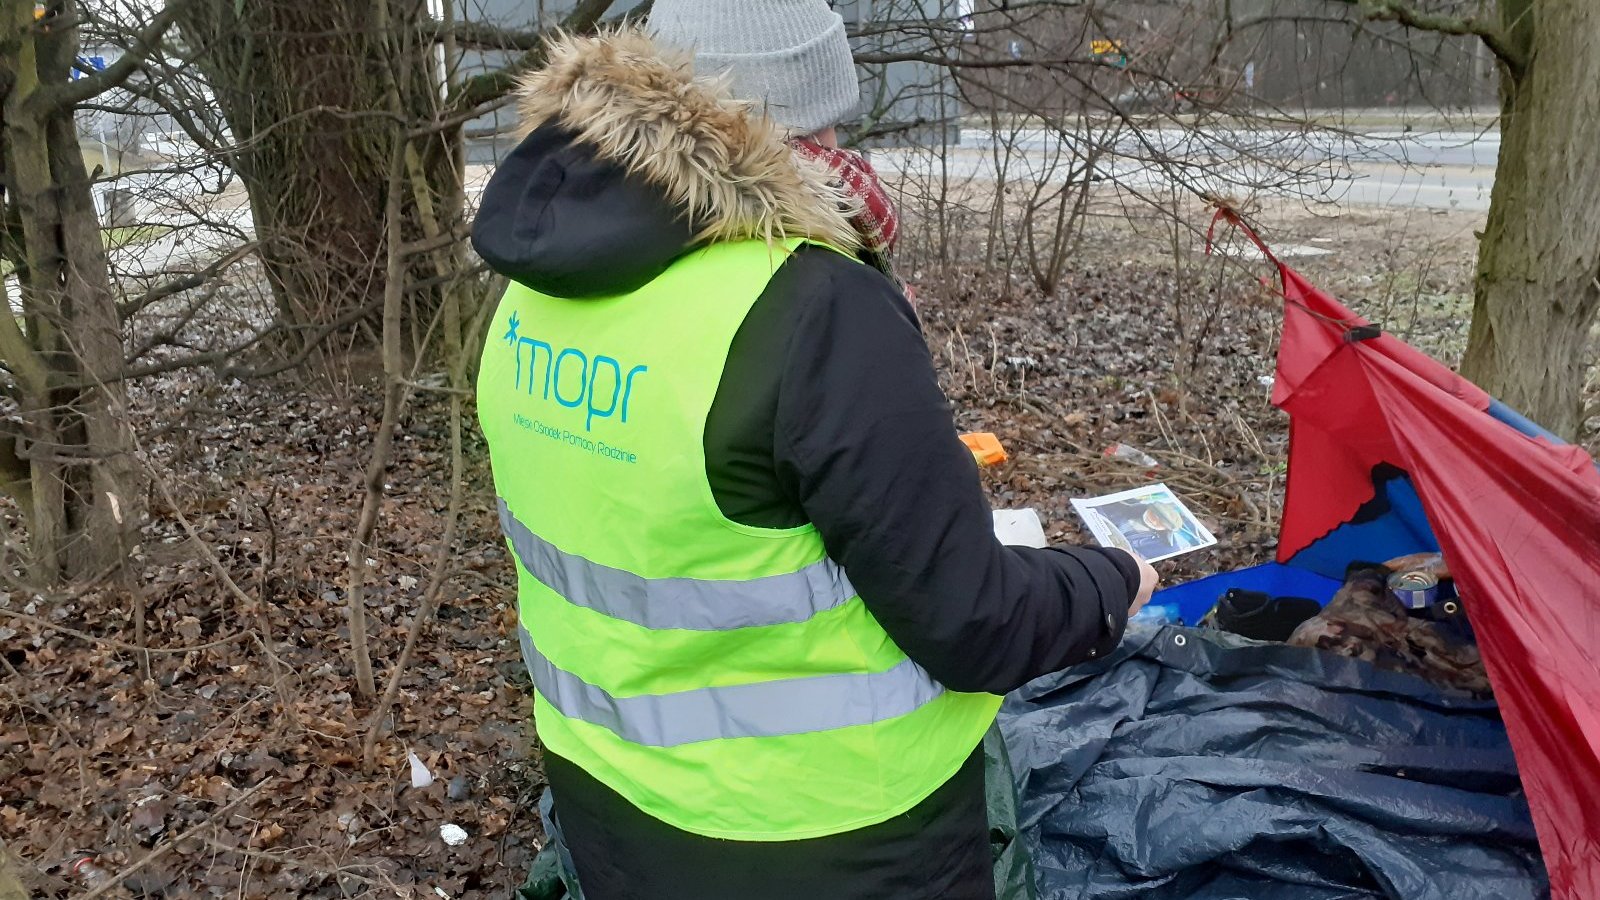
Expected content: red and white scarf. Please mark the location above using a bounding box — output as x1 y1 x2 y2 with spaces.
789 136 899 264
789 137 919 308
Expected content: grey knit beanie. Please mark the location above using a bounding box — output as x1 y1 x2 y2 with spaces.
648 0 860 135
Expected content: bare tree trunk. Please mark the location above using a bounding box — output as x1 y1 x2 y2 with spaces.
1461 0 1600 440
1 0 144 583
174 0 459 352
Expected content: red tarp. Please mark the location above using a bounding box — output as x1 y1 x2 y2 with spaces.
1248 223 1600 898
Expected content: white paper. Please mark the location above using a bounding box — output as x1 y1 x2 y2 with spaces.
992 508 1049 548
1070 483 1217 563
408 750 434 789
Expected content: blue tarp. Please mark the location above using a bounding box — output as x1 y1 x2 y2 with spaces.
1153 562 1341 626
999 625 1547 900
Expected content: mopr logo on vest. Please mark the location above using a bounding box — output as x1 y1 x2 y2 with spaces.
503 312 645 463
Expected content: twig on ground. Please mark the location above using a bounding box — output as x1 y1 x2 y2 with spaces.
195 836 381 889
0 608 253 654
1229 408 1270 461
1147 388 1181 456
1157 467 1270 532
144 458 302 725
78 778 272 900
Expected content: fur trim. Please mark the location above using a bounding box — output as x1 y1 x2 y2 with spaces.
514 29 862 252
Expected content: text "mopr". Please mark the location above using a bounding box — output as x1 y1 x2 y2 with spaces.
504 312 647 431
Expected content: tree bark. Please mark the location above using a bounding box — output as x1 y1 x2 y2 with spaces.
1461 0 1600 440
1 0 144 583
174 0 460 353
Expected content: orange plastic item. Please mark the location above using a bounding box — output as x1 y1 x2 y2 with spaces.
960 432 1008 467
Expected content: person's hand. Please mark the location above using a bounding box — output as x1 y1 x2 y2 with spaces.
1129 555 1160 617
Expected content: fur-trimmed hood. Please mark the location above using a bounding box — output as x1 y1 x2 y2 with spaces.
471 30 860 298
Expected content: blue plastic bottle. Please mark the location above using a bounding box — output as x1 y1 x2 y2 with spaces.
1131 603 1183 627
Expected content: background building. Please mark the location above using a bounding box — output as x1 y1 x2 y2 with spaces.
456 0 964 161
956 0 1496 116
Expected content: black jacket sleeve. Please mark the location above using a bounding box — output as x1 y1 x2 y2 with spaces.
770 252 1140 695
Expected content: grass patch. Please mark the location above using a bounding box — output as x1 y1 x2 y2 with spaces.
0 224 175 278
104 224 175 249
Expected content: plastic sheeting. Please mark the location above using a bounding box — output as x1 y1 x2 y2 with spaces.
999 626 1547 900
1265 254 1600 897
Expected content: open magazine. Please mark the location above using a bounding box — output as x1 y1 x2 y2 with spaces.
1071 483 1217 563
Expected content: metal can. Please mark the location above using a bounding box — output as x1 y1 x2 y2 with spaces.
1388 570 1440 610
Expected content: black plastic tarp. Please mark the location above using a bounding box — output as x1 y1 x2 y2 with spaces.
999 625 1548 900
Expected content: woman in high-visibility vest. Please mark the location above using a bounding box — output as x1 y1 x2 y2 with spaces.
471 5 1158 898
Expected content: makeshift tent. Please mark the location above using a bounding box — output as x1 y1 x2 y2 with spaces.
1155 211 1600 899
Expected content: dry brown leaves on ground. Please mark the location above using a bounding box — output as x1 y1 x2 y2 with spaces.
3 376 544 898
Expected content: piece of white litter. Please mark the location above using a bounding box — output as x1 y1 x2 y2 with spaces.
440 823 468 847
408 750 434 789
993 509 1049 549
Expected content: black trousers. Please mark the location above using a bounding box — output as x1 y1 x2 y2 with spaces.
543 746 995 900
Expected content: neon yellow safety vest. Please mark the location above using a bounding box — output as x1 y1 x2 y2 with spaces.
476 237 1001 841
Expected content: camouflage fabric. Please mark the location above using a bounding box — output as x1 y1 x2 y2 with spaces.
1286 556 1490 695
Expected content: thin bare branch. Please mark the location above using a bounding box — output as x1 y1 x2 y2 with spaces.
117 243 260 322
0 608 253 654
1322 0 1525 75
449 0 651 114
47 0 195 109
452 20 541 52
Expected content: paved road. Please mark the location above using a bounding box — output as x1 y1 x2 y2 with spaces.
876 126 1498 212
960 126 1500 169
5 122 1494 313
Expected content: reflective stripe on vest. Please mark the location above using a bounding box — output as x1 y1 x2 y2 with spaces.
517 624 944 747
498 498 856 631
